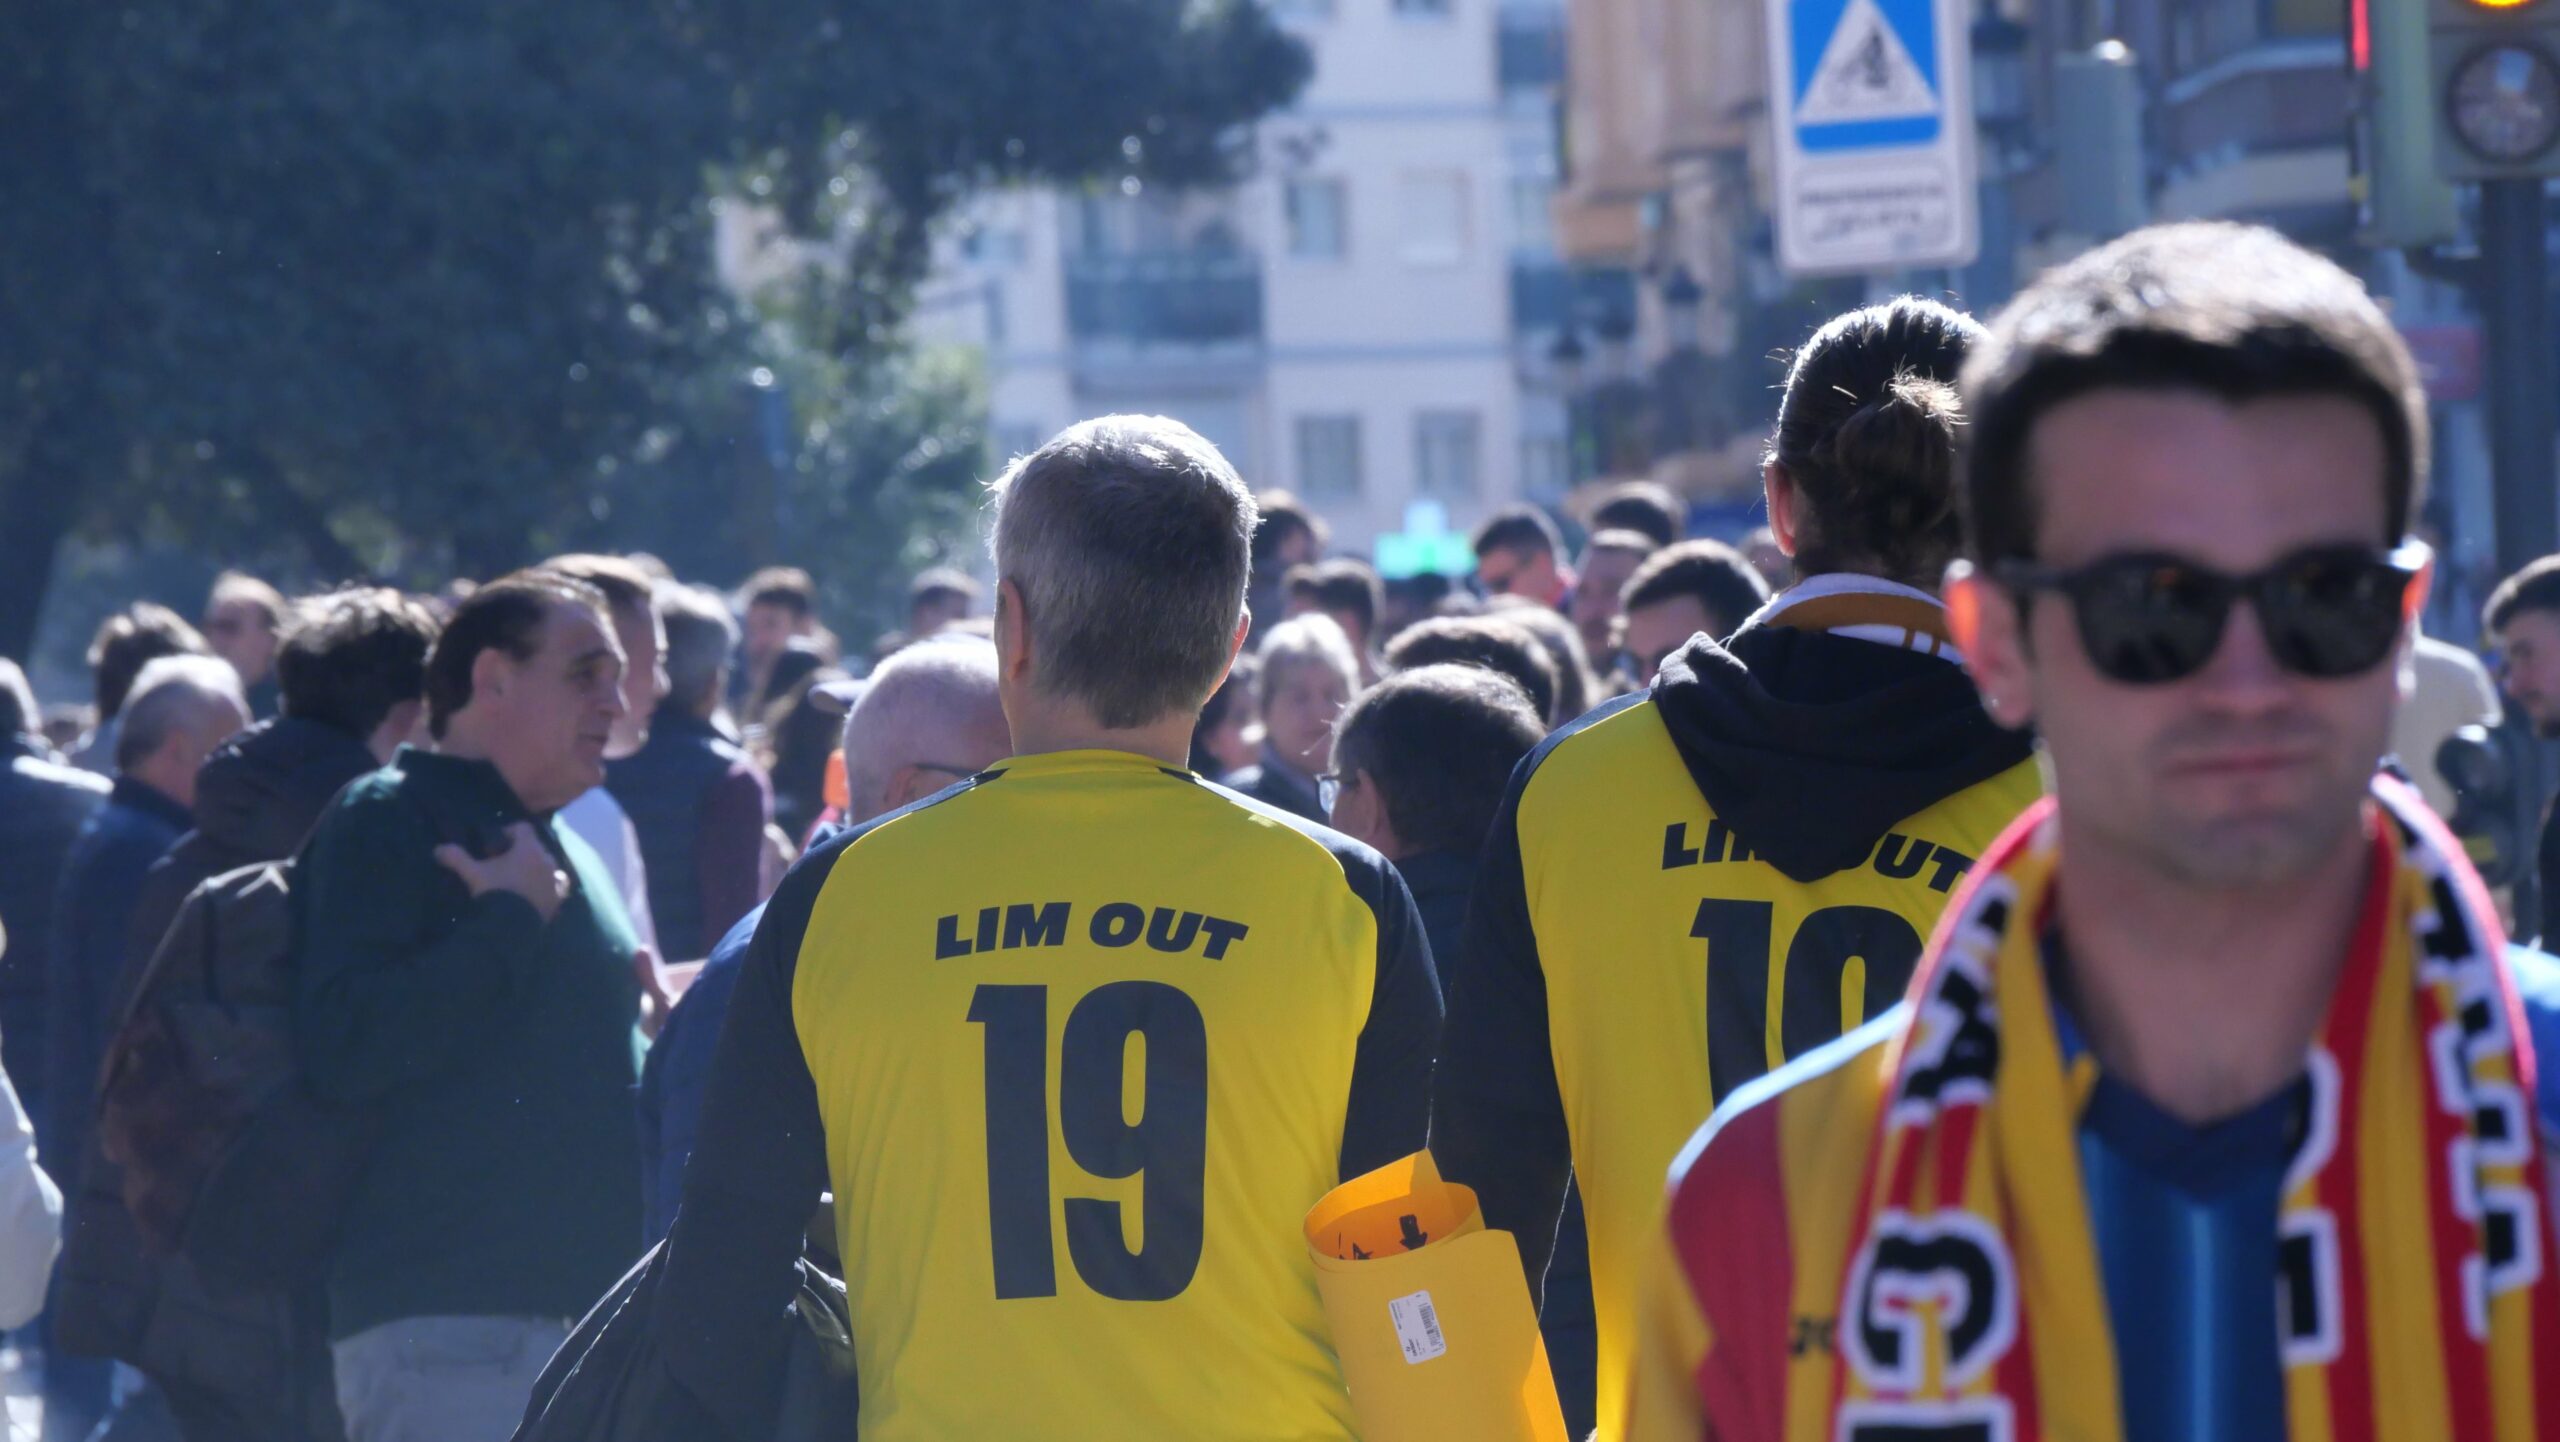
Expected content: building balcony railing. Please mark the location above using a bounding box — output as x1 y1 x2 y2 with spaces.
1509 260 1637 334
1064 253 1264 348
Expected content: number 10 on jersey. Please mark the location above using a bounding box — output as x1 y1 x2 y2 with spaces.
967 981 1210 1302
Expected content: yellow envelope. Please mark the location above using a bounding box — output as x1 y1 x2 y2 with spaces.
1305 1151 1570 1442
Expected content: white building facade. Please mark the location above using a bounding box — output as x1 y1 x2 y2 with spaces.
916 0 1575 555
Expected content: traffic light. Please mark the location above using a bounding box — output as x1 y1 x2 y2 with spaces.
2356 0 2460 242
2431 0 2560 177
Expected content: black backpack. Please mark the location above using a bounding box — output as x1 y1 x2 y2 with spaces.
513 1239 858 1442
94 858 379 1291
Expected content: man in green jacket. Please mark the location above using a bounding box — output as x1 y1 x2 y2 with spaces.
292 569 644 1442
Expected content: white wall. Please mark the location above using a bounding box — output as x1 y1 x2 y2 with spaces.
922 0 1538 553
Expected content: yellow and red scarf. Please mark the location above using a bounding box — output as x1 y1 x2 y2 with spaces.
1832 776 2560 1441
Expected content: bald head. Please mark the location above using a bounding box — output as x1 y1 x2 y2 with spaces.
118 654 250 809
841 635 1011 822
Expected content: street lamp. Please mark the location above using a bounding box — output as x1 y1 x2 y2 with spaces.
1550 325 1590 482
1971 10 2031 137
1660 266 1704 353
1548 324 1588 392
1594 306 1635 381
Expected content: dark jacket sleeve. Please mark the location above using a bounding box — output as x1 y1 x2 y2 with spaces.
1338 852 1443 1182
694 762 772 948
637 930 749 1247
293 788 549 1106
1429 756 1573 1305
649 844 834 1440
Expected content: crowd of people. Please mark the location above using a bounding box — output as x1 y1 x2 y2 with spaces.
0 217 2554 1442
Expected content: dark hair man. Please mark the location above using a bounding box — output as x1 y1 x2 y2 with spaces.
1285 558 1387 677
1326 664 1544 966
547 555 670 963
1436 296 2039 1439
648 415 1438 1439
41 656 247 1440
2485 557 2560 936
293 571 644 1440
54 587 437 1442
71 604 211 775
606 583 772 964
1617 539 1776 680
909 566 984 637
1590 481 1684 550
1487 594 1601 723
1473 504 1572 607
0 659 107 1160
636 635 1013 1243
1570 528 1662 667
1633 225 2560 1439
1247 490 1329 646
204 571 290 719
730 565 817 714
1384 614 1561 726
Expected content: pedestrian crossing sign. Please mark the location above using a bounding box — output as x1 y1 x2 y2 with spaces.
1765 0 1977 273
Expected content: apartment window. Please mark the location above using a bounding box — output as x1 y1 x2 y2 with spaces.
1399 171 1472 266
1286 178 1349 260
1296 415 1364 500
1394 0 1455 14
961 224 1028 268
1519 435 1568 498
1508 176 1556 255
1414 411 1482 499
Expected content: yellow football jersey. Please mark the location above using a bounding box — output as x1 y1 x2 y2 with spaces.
1434 619 2042 1438
657 748 1440 1441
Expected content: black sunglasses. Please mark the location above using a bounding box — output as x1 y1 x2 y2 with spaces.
1993 539 2429 686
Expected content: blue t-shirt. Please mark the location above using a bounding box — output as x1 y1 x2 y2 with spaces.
2056 942 2560 1442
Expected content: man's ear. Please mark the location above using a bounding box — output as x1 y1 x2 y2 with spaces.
1946 560 2034 731
468 645 513 713
994 579 1036 682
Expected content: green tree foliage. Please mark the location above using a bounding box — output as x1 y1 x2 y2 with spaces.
0 0 1309 655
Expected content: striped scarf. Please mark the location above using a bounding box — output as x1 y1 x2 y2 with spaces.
1831 776 2560 1441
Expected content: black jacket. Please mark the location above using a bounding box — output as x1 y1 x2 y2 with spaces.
1652 624 2034 882
53 717 375 1442
0 738 107 1123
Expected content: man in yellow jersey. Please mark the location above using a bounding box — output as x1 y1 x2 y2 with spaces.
647 415 1440 1441
1432 298 2044 1438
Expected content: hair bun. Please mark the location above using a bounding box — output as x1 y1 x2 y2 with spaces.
1821 371 1961 537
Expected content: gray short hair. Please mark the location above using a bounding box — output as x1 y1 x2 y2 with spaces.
842 635 1006 818
656 583 738 708
117 655 246 771
988 415 1257 728
1255 614 1360 713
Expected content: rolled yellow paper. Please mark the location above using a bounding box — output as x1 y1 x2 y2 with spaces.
1305 1151 1569 1442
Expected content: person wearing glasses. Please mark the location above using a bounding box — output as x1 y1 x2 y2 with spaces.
1626 223 2560 1442
1433 295 2042 1439
633 633 1014 1244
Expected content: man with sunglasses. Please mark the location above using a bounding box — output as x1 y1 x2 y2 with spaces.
1625 223 2560 1442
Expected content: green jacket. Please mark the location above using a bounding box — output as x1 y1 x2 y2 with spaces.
292 747 642 1340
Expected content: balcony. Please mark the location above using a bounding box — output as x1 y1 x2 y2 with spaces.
1498 15 1565 92
1064 253 1263 348
1509 260 1637 334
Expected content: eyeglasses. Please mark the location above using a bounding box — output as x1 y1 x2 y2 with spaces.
1318 771 1344 815
1993 539 2429 686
